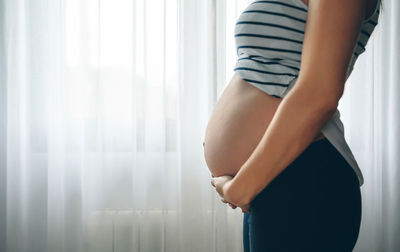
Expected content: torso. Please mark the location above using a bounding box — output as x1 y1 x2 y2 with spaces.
203 0 379 178
203 73 325 177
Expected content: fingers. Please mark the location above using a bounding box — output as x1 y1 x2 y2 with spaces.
240 204 251 213
220 199 238 209
210 177 217 187
229 203 237 209
217 194 251 212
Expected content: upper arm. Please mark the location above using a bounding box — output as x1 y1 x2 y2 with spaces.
296 0 367 105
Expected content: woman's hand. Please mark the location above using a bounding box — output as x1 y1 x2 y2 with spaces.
221 198 251 213
211 174 251 213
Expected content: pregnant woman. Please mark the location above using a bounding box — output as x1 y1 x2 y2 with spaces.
204 0 381 251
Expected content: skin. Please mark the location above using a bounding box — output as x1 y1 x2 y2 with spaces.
210 0 376 212
206 73 325 213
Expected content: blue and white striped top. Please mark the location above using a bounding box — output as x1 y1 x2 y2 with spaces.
233 0 381 186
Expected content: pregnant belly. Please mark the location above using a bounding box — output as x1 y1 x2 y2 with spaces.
203 72 325 177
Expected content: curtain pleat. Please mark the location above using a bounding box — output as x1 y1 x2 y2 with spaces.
341 1 400 251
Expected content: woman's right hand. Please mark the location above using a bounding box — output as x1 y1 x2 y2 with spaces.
240 203 251 213
221 198 251 213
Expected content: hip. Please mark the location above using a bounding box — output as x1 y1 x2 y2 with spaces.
249 138 361 211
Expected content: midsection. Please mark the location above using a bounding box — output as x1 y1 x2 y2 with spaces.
203 72 325 177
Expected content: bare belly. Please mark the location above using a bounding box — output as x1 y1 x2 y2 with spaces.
203 72 325 177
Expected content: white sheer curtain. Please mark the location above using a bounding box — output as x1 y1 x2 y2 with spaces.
341 1 400 251
0 0 398 252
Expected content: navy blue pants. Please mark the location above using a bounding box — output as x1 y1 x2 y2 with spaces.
243 138 362 252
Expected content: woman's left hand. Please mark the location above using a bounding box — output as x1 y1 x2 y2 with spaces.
211 174 251 213
210 175 233 200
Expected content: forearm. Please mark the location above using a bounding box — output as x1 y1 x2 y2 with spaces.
227 83 337 206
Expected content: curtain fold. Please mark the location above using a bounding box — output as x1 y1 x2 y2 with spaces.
0 0 399 251
0 1 7 252
341 1 400 251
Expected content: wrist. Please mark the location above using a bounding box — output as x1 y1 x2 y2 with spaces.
228 174 252 206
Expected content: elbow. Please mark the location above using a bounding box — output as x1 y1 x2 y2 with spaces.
320 96 339 114
294 76 344 113
311 84 342 112
300 87 341 115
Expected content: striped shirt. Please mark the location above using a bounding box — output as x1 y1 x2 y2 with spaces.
233 0 381 186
